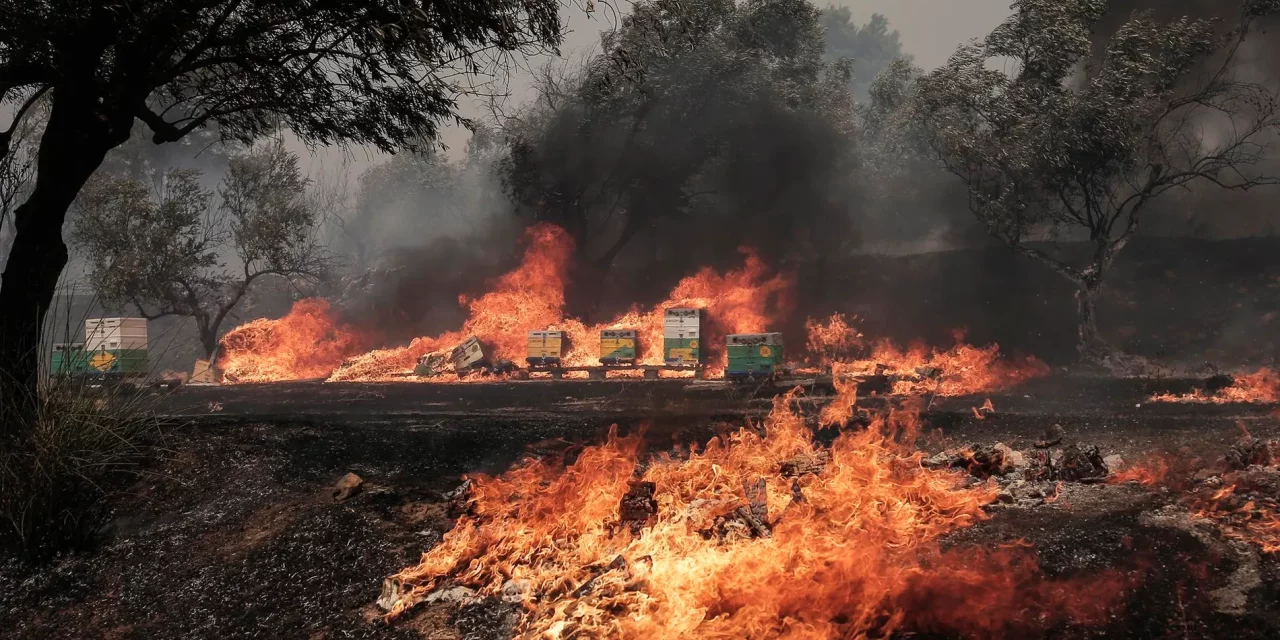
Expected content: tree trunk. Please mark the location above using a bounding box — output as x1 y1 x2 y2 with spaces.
0 93 123 430
1074 283 1111 362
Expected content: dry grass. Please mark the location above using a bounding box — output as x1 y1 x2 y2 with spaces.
0 376 161 559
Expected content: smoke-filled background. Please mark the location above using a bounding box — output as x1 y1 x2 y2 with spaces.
34 0 1280 373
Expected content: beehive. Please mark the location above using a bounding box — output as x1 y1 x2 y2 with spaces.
600 329 637 365
526 331 565 367
726 333 784 376
80 318 149 375
663 309 701 366
451 336 489 373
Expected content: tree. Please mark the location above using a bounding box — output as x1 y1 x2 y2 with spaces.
71 140 328 359
820 7 910 101
500 0 858 315
914 0 1280 361
0 0 564 419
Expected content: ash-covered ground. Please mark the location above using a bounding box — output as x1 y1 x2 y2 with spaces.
3 377 1280 639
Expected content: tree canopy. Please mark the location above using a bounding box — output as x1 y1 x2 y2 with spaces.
0 0 567 410
500 0 859 314
820 7 910 101
71 140 328 358
914 0 1280 359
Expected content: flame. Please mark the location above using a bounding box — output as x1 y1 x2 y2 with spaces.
804 316 1050 397
327 228 792 381
216 299 368 383
1107 457 1171 486
1192 483 1280 553
383 387 1129 637
1149 369 1280 404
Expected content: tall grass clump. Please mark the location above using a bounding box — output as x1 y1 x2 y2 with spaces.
0 373 161 559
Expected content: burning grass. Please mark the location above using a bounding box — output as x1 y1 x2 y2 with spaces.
215 225 1048 396
1148 369 1280 405
381 386 1130 638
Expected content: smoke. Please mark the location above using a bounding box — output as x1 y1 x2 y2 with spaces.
1097 0 1280 239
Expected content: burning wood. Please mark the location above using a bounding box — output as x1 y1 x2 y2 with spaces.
618 480 658 534
378 391 1128 637
1149 368 1280 404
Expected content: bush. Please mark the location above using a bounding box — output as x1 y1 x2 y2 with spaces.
0 377 160 559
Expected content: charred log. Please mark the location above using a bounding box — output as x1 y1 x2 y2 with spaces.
1226 436 1279 471
1057 444 1108 482
619 481 658 534
780 450 830 477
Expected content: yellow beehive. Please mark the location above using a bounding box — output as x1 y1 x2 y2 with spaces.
527 330 564 366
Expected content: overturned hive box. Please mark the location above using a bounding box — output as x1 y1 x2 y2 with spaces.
600 329 637 365
450 336 490 374
726 332 784 377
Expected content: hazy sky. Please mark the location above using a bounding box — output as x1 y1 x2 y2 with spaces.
292 0 1015 175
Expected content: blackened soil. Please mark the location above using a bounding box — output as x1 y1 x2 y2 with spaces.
2 408 1280 639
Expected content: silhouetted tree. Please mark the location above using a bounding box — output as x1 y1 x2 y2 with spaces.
0 0 564 420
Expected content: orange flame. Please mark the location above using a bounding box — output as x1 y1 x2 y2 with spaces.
1149 369 1280 404
383 390 1129 637
805 316 1050 396
1192 483 1280 553
220 224 793 383
216 299 368 383
1107 457 1171 487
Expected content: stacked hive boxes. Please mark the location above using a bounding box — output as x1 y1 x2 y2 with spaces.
526 331 565 367
726 333 784 376
82 318 149 375
599 329 637 365
663 309 701 366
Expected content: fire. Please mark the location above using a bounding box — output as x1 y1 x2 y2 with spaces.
327 228 793 381
805 316 1050 396
216 299 368 383
382 386 1129 637
216 227 1043 392
1108 457 1171 486
1192 483 1280 553
1149 369 1280 404
329 223 577 381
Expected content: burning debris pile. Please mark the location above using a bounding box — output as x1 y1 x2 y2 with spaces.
213 223 1048 395
217 299 369 383
377 385 1133 638
1149 368 1280 404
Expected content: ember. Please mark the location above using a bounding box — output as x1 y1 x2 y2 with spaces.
381 386 1129 637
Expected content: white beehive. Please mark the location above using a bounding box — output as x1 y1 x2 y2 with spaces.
84 318 148 351
662 308 700 340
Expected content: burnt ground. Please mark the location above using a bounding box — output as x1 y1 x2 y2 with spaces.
3 378 1280 639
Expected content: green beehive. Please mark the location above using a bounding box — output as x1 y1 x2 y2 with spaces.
51 343 92 375
726 333 784 377
82 318 149 376
663 308 701 366
600 329 637 365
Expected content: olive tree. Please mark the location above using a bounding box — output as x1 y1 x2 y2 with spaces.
915 0 1280 361
0 0 565 419
71 140 328 359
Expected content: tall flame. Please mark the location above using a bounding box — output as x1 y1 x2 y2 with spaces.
326 227 793 381
384 386 1127 637
216 298 368 383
